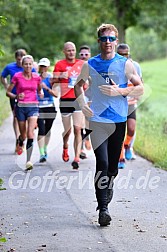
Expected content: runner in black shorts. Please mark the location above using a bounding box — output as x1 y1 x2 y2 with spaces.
37 58 58 163
53 42 84 169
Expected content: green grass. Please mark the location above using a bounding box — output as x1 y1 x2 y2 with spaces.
135 58 167 170
0 88 10 126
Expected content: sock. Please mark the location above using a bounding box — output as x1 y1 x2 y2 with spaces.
18 135 24 147
129 132 136 148
26 139 33 162
39 147 45 156
44 144 47 152
124 135 133 147
119 145 125 160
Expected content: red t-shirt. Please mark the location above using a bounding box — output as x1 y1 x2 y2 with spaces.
53 59 84 99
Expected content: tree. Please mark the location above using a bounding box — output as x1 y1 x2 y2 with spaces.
81 0 167 42
0 15 7 56
0 0 167 63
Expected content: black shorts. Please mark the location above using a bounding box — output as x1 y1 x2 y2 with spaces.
127 104 136 120
10 98 17 111
59 98 81 114
38 105 57 119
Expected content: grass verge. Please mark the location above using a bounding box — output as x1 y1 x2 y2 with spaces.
0 88 10 126
135 58 167 170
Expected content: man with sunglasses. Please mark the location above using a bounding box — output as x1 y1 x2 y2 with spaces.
74 23 144 226
117 44 143 169
79 45 91 61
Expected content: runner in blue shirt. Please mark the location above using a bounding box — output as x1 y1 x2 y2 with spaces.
75 23 144 226
1 49 27 152
37 58 58 163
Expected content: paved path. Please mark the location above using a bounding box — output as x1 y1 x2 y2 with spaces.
0 108 167 252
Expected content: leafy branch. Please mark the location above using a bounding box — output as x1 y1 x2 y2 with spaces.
0 16 7 26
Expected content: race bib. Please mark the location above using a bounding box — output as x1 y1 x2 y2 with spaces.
68 76 77 88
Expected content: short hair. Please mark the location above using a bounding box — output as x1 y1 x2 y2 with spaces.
15 49 27 58
21 55 34 64
79 45 91 52
97 23 118 38
63 41 76 50
117 43 130 52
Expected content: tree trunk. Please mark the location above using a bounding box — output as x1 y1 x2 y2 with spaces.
117 25 126 43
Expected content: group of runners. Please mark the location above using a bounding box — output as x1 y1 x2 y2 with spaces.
1 23 144 226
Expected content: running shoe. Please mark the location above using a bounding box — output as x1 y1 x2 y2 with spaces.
62 148 69 162
118 159 126 169
131 151 136 160
16 144 24 155
44 151 48 159
85 139 91 150
98 208 111 226
79 150 87 159
71 160 79 169
25 161 33 171
39 155 46 163
125 145 133 160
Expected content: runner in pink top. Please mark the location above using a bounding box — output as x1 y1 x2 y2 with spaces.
12 72 41 103
6 55 43 171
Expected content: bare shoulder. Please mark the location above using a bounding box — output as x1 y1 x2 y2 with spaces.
79 61 89 81
125 59 137 80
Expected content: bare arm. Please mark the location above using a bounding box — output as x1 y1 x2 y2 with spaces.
37 83 44 99
74 62 88 106
6 83 17 99
123 59 144 97
51 69 68 86
99 59 144 97
42 82 59 98
1 76 9 90
74 62 93 117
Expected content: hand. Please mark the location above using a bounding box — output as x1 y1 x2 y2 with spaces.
18 92 25 100
41 72 47 79
82 104 94 118
98 84 120 97
60 72 68 79
38 90 44 99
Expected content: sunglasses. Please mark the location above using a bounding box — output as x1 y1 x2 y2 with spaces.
99 36 117 42
118 53 129 56
79 53 90 57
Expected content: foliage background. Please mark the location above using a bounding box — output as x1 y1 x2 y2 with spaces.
0 0 167 65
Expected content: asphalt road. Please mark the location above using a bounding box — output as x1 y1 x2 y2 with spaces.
0 107 167 252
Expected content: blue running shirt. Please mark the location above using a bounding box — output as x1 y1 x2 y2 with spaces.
87 53 128 123
1 62 36 94
38 74 55 107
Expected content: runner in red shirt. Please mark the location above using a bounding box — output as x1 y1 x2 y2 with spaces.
53 42 84 169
